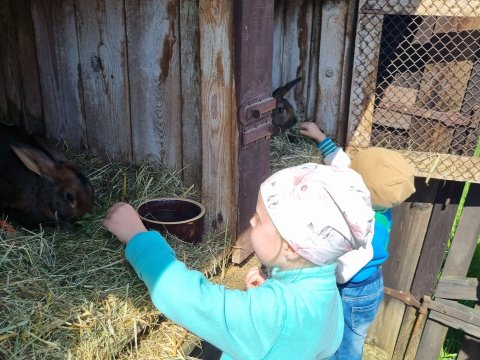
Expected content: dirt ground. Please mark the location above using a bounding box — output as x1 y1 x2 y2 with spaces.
214 256 388 360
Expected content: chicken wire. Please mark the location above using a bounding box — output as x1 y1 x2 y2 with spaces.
347 0 480 182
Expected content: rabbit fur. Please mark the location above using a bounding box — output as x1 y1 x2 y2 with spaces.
0 123 95 228
271 77 302 131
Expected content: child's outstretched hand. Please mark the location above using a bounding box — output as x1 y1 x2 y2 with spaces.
103 202 148 244
298 122 326 144
245 266 267 289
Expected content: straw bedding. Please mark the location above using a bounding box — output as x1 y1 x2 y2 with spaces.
1 131 385 359
0 154 229 359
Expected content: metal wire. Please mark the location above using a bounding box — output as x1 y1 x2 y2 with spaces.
348 0 480 182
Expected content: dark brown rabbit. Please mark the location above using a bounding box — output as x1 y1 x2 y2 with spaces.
0 123 95 228
271 77 302 131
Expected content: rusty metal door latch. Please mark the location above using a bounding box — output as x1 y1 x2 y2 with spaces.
241 97 276 146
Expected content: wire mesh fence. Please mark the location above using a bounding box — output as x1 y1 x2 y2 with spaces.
347 0 480 182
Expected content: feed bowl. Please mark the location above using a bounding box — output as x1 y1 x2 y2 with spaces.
137 198 205 244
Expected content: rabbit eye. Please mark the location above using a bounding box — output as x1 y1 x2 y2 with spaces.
278 107 285 113
65 192 75 205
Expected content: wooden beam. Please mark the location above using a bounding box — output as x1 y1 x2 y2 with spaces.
180 0 202 189
199 0 237 236
31 0 86 148
126 0 182 169
75 0 131 161
367 178 438 357
416 184 480 360
436 276 480 301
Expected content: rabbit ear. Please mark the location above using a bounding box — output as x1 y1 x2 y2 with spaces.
10 145 56 177
272 77 302 98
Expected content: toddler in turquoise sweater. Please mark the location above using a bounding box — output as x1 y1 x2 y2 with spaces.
103 163 375 359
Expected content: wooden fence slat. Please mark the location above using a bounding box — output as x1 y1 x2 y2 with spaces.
0 54 7 122
346 11 384 150
367 178 439 357
428 299 480 338
315 0 351 140
305 0 321 121
436 276 479 301
199 0 236 234
31 0 86 148
336 0 357 146
232 0 274 264
13 0 43 133
75 0 131 161
0 0 23 127
457 304 480 360
180 0 201 189
126 0 182 169
275 0 313 113
416 183 480 360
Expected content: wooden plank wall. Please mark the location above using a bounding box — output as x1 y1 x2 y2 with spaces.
272 0 357 145
2 0 233 234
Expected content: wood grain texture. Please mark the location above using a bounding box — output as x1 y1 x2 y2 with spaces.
0 58 7 122
416 183 480 360
346 12 384 149
75 0 131 161
199 0 237 234
180 0 202 189
367 178 439 357
274 0 312 113
31 0 86 148
0 0 23 127
126 0 181 169
12 0 43 133
315 0 350 139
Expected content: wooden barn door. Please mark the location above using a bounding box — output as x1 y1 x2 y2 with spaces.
232 0 275 263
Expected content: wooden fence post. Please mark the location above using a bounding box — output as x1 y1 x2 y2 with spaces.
415 183 480 360
367 178 439 357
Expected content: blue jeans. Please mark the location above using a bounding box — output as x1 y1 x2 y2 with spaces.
332 269 384 360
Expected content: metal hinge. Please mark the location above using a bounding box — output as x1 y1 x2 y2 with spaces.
241 97 276 146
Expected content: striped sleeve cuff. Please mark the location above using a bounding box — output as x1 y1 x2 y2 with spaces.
317 137 337 158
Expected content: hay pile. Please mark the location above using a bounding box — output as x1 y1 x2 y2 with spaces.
0 154 230 359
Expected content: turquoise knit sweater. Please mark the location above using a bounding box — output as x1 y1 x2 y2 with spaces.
125 231 344 359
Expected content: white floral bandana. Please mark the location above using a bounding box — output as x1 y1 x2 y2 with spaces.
260 163 375 265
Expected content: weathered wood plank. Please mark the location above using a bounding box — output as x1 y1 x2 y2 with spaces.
12 0 43 133
199 0 236 234
428 298 480 337
411 181 463 299
276 0 313 113
126 0 181 170
457 304 480 360
367 178 438 357
336 0 358 146
416 183 480 360
0 54 8 122
232 0 274 264
180 0 202 189
360 0 480 17
31 0 85 147
436 276 479 301
315 0 350 139
305 0 321 122
0 0 23 127
399 151 480 183
75 0 131 161
346 12 384 149
272 0 285 91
